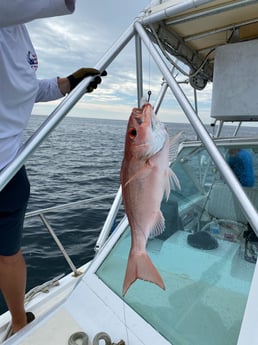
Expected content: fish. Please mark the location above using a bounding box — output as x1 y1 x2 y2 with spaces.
120 102 181 296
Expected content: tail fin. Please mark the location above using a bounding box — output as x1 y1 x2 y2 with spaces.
122 251 165 296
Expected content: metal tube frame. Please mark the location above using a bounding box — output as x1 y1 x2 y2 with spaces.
1 0 258 244
135 33 144 107
165 0 257 26
154 79 169 114
134 20 258 234
0 23 135 259
139 0 257 26
94 186 122 253
0 23 135 192
39 213 81 276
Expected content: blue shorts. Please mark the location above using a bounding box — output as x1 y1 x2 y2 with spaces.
0 166 30 256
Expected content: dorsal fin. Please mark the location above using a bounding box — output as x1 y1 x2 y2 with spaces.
169 168 181 191
169 131 183 163
164 168 181 201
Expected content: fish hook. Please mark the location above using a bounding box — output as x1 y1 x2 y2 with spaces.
147 90 152 102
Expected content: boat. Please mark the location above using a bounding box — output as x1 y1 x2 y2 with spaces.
0 0 258 344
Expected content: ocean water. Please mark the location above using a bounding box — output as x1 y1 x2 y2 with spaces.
0 114 256 314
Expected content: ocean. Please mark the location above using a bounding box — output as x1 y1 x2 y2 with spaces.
0 115 256 314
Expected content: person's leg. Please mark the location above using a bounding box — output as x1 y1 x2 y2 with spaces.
0 166 31 334
0 251 27 333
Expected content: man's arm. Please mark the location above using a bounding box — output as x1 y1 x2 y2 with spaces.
0 0 75 28
35 68 107 102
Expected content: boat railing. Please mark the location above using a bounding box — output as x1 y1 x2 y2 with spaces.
0 21 133 281
94 186 122 253
0 21 132 275
0 3 224 267
25 192 121 277
0 6 257 259
0 21 135 193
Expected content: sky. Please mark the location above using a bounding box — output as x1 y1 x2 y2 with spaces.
27 0 213 123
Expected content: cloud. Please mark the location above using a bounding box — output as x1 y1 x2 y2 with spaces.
29 0 213 123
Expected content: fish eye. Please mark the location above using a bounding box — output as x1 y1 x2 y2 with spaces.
129 128 137 139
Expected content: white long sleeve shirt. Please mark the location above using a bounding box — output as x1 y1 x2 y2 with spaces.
0 0 75 170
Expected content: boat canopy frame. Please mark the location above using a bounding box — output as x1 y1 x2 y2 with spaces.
0 0 258 240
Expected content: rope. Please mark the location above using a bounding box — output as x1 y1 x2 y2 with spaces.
93 332 111 345
25 274 64 304
68 331 125 345
68 332 88 345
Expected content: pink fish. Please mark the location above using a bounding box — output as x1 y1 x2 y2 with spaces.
120 103 180 296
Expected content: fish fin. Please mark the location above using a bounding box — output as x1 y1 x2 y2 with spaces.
169 131 183 163
123 251 165 296
165 131 182 199
149 211 165 238
164 168 181 201
169 168 181 192
164 169 171 200
123 164 150 188
123 173 139 188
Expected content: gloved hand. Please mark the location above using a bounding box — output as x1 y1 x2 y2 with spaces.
67 68 107 93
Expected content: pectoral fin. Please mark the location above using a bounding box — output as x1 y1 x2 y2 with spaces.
149 211 165 238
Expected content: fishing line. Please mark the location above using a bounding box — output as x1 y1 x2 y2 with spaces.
147 0 152 103
148 45 151 95
146 43 152 103
122 297 130 344
121 3 154 343
122 295 146 345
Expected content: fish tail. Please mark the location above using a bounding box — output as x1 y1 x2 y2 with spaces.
122 251 165 296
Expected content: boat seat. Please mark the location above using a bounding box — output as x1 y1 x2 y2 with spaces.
206 183 258 224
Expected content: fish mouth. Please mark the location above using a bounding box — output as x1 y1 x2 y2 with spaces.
132 103 153 125
128 127 137 140
130 103 167 158
133 108 145 125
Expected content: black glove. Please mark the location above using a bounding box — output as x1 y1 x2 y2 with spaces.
67 68 107 93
